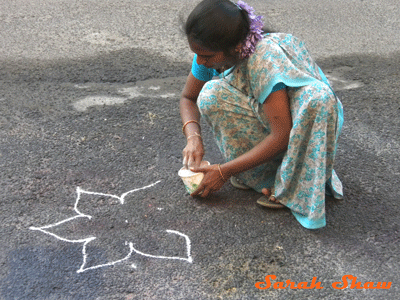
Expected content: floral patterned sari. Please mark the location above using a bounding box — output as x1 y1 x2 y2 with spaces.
197 33 344 229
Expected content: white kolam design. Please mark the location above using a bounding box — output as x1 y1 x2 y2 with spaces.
30 181 192 273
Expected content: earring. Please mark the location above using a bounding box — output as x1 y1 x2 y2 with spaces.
235 43 242 53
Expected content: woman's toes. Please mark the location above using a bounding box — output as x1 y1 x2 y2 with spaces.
270 196 281 204
262 188 271 197
262 188 280 203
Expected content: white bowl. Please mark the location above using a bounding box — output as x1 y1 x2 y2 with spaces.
178 161 210 194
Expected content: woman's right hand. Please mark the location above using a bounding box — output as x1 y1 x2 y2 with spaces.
182 136 204 169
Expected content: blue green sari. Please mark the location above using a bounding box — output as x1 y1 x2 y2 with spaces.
195 33 344 229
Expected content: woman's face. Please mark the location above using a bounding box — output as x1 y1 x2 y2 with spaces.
189 39 234 70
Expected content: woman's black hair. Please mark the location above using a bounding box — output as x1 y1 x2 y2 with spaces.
184 0 273 57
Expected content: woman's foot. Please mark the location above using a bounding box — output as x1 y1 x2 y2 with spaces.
261 188 280 203
256 188 285 209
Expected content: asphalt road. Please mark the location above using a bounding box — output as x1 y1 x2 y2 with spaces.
1 1 399 299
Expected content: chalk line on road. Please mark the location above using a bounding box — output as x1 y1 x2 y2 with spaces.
29 181 193 273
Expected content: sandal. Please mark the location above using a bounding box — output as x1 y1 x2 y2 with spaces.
257 195 285 209
230 176 251 190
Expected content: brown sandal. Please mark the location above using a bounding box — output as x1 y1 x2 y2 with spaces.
256 195 285 209
230 176 251 190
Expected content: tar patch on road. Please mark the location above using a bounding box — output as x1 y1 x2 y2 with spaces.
1 246 105 300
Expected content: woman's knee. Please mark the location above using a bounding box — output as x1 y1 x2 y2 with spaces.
198 86 217 116
197 79 228 115
307 85 337 115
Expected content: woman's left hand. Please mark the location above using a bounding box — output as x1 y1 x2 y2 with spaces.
190 164 229 198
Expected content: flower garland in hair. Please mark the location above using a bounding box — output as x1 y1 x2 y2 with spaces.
236 1 264 59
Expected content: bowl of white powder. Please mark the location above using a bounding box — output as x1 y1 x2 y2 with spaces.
178 161 210 194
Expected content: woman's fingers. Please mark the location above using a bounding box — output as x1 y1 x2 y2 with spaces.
189 166 205 173
191 183 205 197
182 152 198 169
182 156 188 169
191 185 211 198
199 187 211 198
187 156 195 168
182 150 203 169
194 156 203 168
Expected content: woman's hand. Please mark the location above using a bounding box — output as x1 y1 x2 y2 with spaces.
190 164 229 197
182 136 204 169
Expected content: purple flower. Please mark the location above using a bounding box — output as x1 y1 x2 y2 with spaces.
236 1 264 59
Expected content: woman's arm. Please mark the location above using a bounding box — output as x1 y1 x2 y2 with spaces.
221 88 292 177
190 88 292 197
180 72 207 168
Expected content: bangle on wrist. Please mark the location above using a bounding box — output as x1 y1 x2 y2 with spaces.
187 132 202 140
218 164 226 181
182 120 201 135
